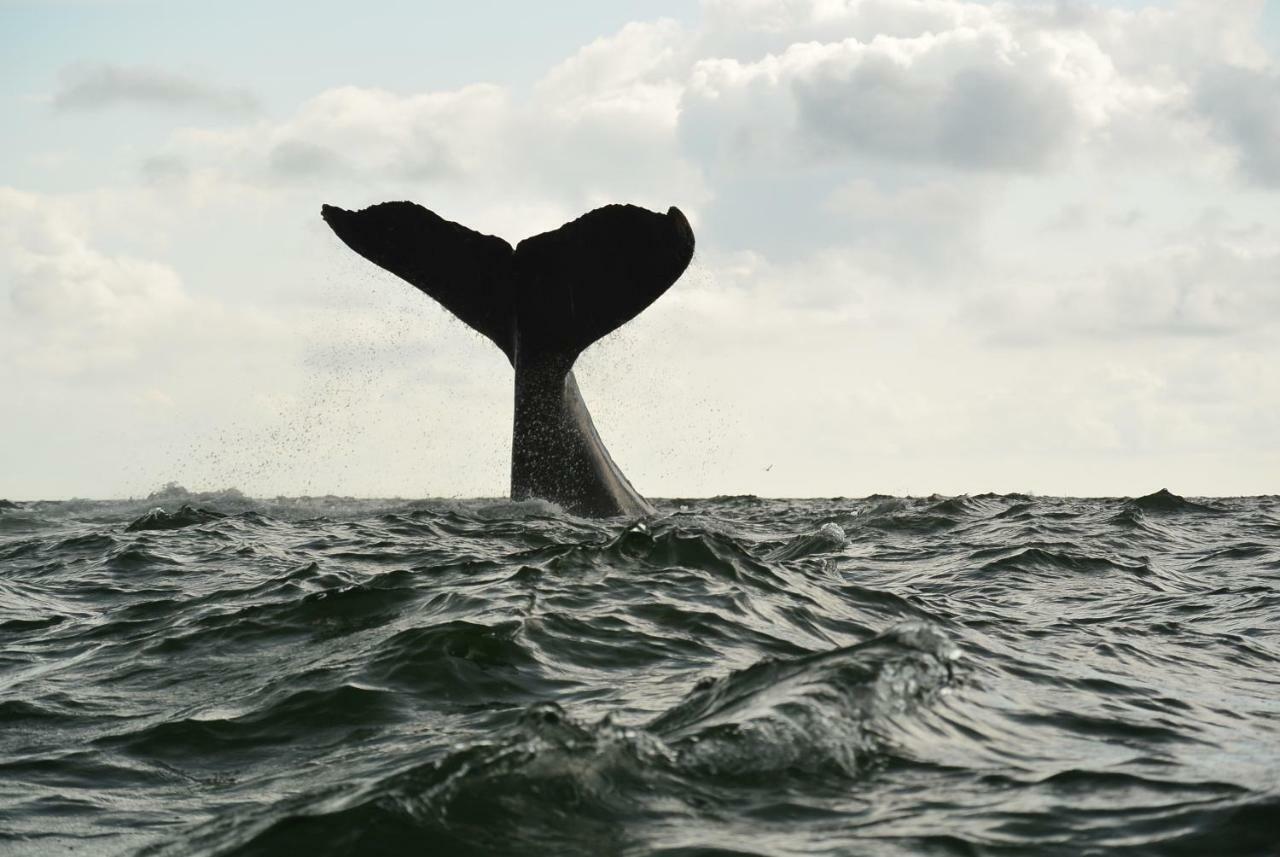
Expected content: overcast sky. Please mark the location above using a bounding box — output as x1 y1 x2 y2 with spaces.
2 0 1278 500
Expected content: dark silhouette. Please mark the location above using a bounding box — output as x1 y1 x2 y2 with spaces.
127 504 227 531
321 202 695 517
1127 488 1214 514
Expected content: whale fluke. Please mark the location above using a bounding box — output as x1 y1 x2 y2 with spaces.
511 205 694 360
321 203 516 357
321 201 695 517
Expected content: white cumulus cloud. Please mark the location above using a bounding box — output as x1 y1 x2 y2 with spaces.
0 188 191 372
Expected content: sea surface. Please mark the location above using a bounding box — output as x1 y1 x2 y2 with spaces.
1 488 1278 856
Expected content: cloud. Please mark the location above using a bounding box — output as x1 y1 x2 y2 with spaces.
266 139 353 180
142 1 1262 236
538 19 689 100
0 187 192 373
696 0 996 61
135 1 1278 325
821 176 992 280
0 188 185 326
964 232 1280 344
144 84 500 196
8 0 1280 497
1076 0 1271 82
139 154 191 186
680 0 1280 183
53 63 258 115
155 64 708 235
1195 64 1280 186
681 6 1169 174
794 45 1079 171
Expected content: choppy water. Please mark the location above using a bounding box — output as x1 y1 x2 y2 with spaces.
2 488 1278 856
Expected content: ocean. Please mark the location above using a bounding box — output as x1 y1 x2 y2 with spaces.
1 488 1277 856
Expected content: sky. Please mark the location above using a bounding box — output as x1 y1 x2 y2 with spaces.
2 0 1278 500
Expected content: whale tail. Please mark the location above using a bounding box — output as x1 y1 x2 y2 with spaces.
320 202 694 364
320 200 695 517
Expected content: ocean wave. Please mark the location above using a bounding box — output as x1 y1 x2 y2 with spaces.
1128 488 1219 514
2 494 1275 856
146 623 958 857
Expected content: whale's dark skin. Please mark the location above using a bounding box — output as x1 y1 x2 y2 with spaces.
321 202 695 517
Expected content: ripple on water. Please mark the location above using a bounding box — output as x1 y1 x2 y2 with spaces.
0 492 1274 856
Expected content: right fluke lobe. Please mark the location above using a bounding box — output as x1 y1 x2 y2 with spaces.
513 204 695 360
